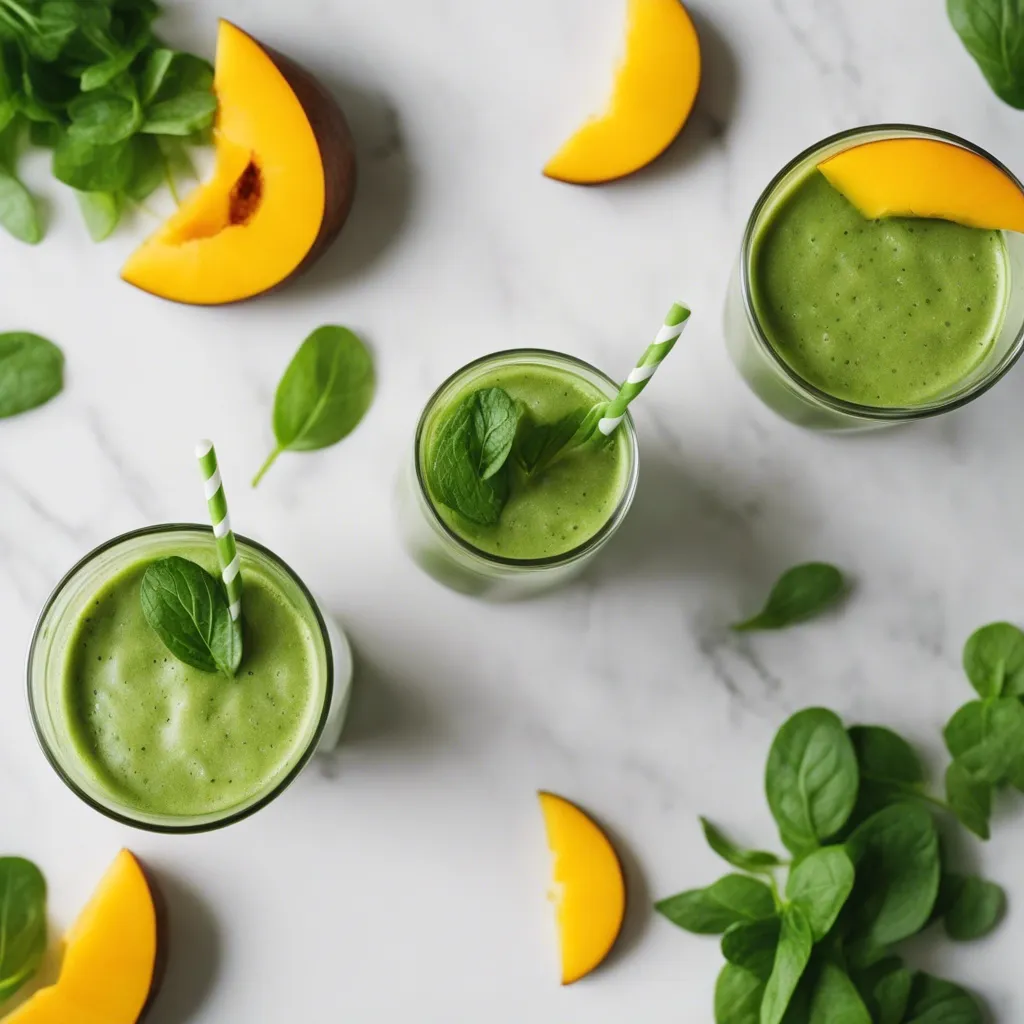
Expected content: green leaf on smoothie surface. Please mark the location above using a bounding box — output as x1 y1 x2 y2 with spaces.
140 556 242 677
0 857 47 1003
733 563 846 632
253 326 375 487
0 332 64 418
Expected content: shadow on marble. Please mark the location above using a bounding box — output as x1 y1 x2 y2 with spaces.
317 645 448 776
144 868 221 1024
613 5 740 188
280 72 415 297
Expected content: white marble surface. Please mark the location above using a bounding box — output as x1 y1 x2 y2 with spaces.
3 0 1024 1019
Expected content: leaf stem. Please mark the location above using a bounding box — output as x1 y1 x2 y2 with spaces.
252 447 281 488
0 0 38 30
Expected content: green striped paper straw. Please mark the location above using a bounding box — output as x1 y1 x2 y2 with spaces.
195 439 242 622
598 302 691 436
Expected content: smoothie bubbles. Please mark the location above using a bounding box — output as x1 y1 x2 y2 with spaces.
27 443 341 832
398 304 689 598
724 126 1024 430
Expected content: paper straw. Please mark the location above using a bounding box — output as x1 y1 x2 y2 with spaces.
195 439 242 622
598 303 691 436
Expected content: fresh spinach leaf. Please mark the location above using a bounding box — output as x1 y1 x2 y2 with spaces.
765 708 859 853
845 803 940 950
945 761 992 840
761 904 813 1024
68 82 141 144
785 846 854 941
808 961 871 1024
720 917 780 981
140 556 242 677
254 326 375 487
700 817 784 874
53 131 134 190
714 963 764 1024
873 966 913 1024
902 972 984 1024
0 331 62 417
948 0 1024 108
953 697 1024 783
123 131 162 200
141 89 215 135
944 702 985 759
514 407 586 476
0 857 47 1003
733 563 846 632
0 164 39 241
940 873 1005 941
849 725 924 786
655 874 776 935
79 26 149 91
138 45 175 103
468 388 518 481
962 622 1024 697
76 188 119 239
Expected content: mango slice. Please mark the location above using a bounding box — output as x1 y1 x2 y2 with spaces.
544 0 701 184
818 138 1024 233
4 851 161 1024
539 791 626 985
122 20 356 304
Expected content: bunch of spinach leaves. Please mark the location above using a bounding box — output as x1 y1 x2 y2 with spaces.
657 706 1003 1024
0 0 216 243
426 385 607 526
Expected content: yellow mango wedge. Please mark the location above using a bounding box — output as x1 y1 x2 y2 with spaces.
818 138 1024 233
544 0 701 184
539 792 626 985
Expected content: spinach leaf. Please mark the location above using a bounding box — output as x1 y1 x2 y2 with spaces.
785 846 854 941
53 132 134 190
68 82 141 144
141 90 216 135
902 972 984 1024
944 702 985 759
426 387 521 525
873 966 913 1024
849 725 924 786
962 622 1024 697
733 563 846 632
761 904 813 1024
254 326 375 487
0 857 47 1002
765 708 859 853
138 46 176 103
76 188 120 239
0 165 39 242
952 697 1024 783
0 331 63 417
514 407 587 477
940 873 1005 941
948 0 1024 108
845 803 940 950
140 556 242 677
720 917 779 981
79 26 150 91
124 132 163 201
808 961 871 1024
945 761 992 840
714 963 764 1024
700 817 784 874
655 874 776 935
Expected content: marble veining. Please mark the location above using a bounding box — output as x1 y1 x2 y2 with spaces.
2 0 1024 1019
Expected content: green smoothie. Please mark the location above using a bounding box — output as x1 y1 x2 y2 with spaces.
751 168 1008 406
422 362 631 560
61 542 325 818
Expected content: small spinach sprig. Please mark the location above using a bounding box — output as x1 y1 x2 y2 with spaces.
0 0 217 243
733 563 847 632
942 622 1024 839
427 385 606 526
657 707 1002 1024
0 330 62 417
0 856 47 1003
140 556 242 677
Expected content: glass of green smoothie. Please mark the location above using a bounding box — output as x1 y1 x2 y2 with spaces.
724 125 1024 430
398 350 639 598
28 525 341 833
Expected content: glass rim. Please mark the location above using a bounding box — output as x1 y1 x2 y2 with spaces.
413 348 640 570
739 123 1024 421
26 523 334 835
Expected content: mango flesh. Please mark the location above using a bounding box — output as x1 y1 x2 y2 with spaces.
122 20 356 304
544 0 701 184
4 851 160 1024
818 138 1024 233
538 791 627 985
